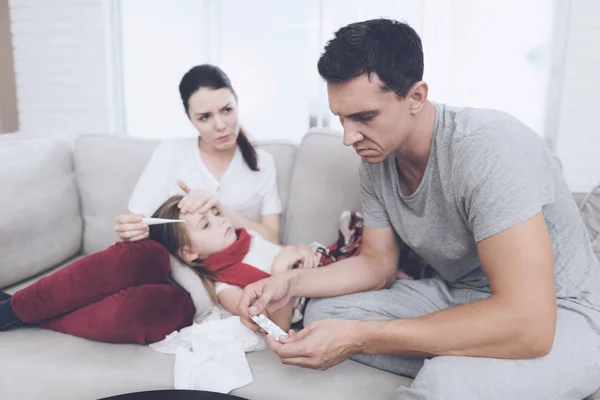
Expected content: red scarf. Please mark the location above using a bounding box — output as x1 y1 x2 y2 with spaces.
202 228 271 288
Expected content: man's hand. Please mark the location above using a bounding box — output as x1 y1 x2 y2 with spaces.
268 319 361 370
177 180 218 214
238 273 294 332
114 213 148 241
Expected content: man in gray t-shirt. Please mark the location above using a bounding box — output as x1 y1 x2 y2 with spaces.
361 101 600 310
239 19 600 399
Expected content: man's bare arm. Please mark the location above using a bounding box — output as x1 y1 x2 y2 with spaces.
289 226 401 299
355 213 557 359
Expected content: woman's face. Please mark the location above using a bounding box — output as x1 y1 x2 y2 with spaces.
179 208 237 261
187 88 240 151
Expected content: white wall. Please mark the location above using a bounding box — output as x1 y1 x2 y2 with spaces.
8 0 120 138
120 0 423 143
551 0 600 192
422 0 555 135
120 0 208 139
119 0 556 142
0 0 19 133
217 0 317 143
8 0 599 191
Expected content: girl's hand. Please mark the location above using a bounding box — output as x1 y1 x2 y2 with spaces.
177 180 218 214
295 244 319 269
271 246 302 275
271 245 318 274
114 213 149 241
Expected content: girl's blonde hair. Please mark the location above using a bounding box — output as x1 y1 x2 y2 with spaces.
149 195 217 302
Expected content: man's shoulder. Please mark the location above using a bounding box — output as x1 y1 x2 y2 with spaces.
440 103 532 141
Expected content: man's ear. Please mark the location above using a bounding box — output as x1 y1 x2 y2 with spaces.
179 245 199 264
409 81 429 115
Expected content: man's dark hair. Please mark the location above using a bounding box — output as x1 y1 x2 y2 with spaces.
317 19 424 98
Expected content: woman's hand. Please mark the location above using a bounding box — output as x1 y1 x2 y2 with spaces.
114 213 149 241
177 180 218 214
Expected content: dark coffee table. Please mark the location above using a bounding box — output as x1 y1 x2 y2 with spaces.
99 390 249 400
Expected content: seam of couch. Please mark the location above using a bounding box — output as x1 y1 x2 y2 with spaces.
75 134 303 150
75 133 160 146
280 130 344 244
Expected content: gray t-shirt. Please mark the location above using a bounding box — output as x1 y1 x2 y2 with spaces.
360 102 600 310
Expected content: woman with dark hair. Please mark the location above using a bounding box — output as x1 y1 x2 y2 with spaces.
0 65 281 344
118 64 281 243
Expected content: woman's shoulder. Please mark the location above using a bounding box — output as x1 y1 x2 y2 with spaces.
254 148 276 170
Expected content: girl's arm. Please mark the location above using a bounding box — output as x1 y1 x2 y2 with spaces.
268 260 296 331
218 287 245 316
270 300 293 332
271 244 318 275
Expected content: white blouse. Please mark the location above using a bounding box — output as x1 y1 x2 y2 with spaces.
128 137 282 219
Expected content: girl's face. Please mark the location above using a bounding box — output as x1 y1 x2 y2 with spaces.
187 87 240 151
179 208 237 262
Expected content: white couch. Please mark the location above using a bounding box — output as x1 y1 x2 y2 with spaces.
1 132 599 400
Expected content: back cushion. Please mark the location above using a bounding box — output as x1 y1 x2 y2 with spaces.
256 141 297 234
74 135 297 254
75 135 158 254
283 131 362 246
0 135 82 288
580 183 600 260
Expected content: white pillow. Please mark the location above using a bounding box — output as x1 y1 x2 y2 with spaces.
169 255 216 322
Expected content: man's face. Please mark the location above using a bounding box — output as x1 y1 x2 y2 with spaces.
327 73 413 163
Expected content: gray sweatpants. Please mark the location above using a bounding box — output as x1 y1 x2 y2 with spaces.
304 278 600 400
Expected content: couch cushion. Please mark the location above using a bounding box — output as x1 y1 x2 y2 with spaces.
580 183 600 260
0 325 410 400
236 350 411 400
3 253 411 400
4 255 84 295
255 140 297 235
283 130 362 246
74 135 158 255
0 134 82 289
75 135 298 254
